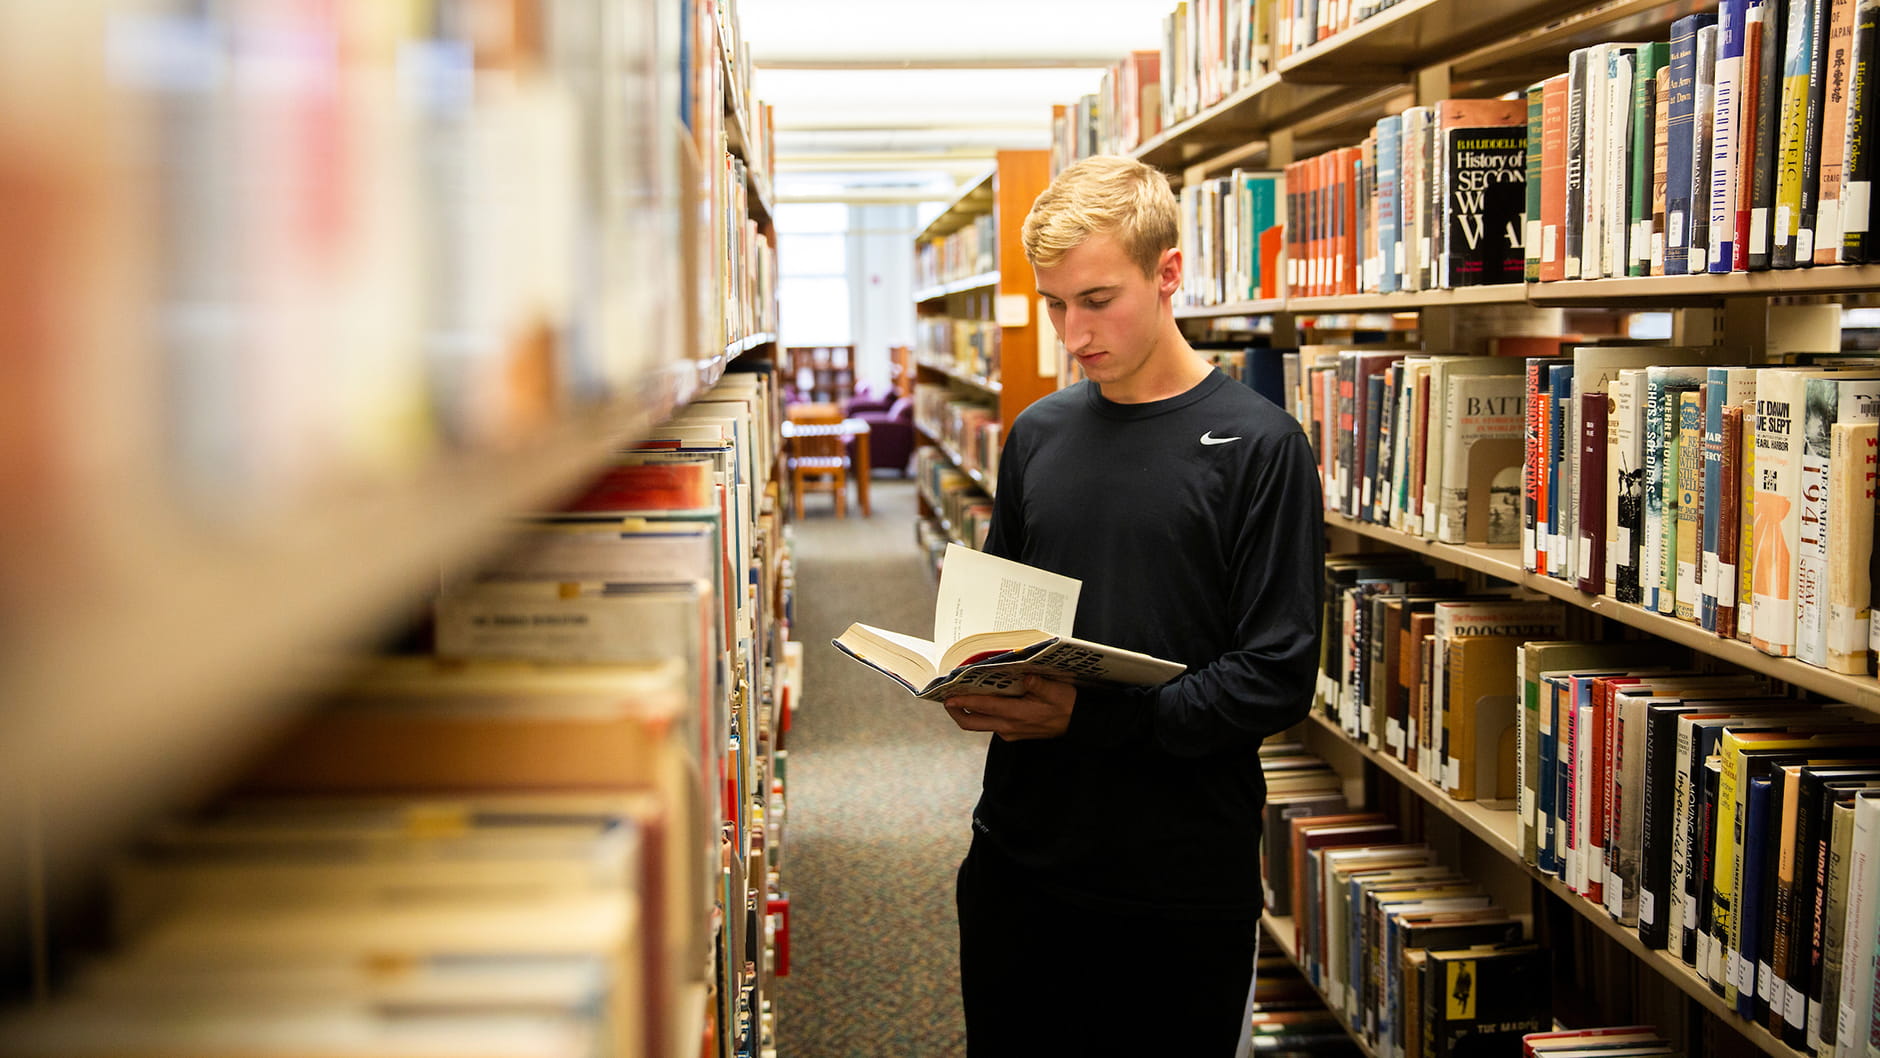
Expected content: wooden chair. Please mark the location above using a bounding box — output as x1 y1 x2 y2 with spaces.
785 405 851 519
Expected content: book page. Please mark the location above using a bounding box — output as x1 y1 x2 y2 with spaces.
934 543 1080 646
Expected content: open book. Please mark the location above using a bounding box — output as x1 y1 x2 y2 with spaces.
831 544 1185 700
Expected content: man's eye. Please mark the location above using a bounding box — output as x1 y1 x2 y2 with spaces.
1085 299 1111 309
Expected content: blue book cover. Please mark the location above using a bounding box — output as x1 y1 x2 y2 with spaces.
1735 773 1774 1017
1666 12 1718 273
1540 675 1567 877
1709 0 1749 271
1376 115 1403 293
1548 363 1576 579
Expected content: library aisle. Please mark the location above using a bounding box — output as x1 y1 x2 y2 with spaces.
778 478 981 1057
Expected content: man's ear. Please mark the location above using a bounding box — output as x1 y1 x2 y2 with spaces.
1157 247 1182 297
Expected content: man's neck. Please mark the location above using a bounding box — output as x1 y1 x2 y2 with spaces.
1097 323 1212 404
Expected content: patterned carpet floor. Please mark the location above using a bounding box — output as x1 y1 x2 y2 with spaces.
774 478 982 1057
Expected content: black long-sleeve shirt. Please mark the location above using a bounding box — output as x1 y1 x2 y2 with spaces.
975 367 1324 918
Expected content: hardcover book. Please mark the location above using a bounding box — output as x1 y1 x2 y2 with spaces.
1436 98 1529 287
831 544 1184 700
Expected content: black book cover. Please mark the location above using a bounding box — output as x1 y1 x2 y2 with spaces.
1420 944 1551 1057
1799 0 1835 262
1843 0 1878 261
1639 701 1705 949
1444 122 1529 286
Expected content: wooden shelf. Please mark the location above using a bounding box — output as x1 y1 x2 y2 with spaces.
1304 708 1813 1058
728 330 777 357
913 356 1002 396
0 359 704 900
1136 0 1625 173
1526 264 1880 305
1288 283 1530 313
913 271 1000 302
1176 297 1288 320
916 425 995 497
1324 512 1880 712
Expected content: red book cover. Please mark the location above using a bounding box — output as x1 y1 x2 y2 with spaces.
1338 146 1362 295
1577 389 1609 595
565 462 715 512
1540 73 1570 281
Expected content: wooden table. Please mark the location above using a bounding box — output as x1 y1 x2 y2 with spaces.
781 409 872 516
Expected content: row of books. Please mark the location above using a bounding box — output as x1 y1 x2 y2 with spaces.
1260 746 1552 1058
913 212 999 289
1049 51 1163 173
1511 644 1880 1058
915 314 1002 385
1177 169 1284 307
1051 0 1416 164
1318 555 1594 802
1311 552 1880 1058
912 386 1003 485
1526 2 1880 283
721 153 780 349
914 447 994 553
1291 343 1880 675
0 367 799 1058
1284 97 1531 301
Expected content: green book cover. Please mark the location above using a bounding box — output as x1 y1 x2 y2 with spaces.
1527 81 1546 281
1631 42 1671 276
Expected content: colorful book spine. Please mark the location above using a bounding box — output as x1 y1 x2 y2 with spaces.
1843 0 1879 261
1712 0 1751 271
1667 14 1718 273
1772 0 1817 267
1634 43 1671 276
1750 0 1792 268
1827 420 1878 673
1692 24 1720 268
1526 83 1545 282
1676 387 1707 622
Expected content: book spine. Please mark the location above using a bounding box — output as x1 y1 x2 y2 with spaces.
1668 16 1716 272
1677 388 1707 622
1752 371 1806 655
1656 65 1674 273
1752 0 1793 267
1720 405 1747 639
1567 48 1591 278
1616 372 1648 602
1578 391 1610 594
1798 0 1839 262
1812 0 1857 264
1827 421 1878 672
1607 47 1638 278
1379 115 1403 293
1542 76 1571 281
1551 368 1576 578
1843 0 1879 262
1737 0 1772 270
1634 45 1667 276
1526 359 1550 571
1703 372 1730 630
1715 0 1752 271
1692 25 1720 269
1527 83 1546 281
1644 375 1670 611
1773 0 1817 267
1739 401 1760 643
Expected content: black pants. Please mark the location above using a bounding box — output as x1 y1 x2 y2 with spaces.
955 839 1261 1057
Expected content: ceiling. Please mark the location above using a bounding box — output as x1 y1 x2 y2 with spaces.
735 0 1177 204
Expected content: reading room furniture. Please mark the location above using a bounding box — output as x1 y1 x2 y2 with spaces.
784 403 874 518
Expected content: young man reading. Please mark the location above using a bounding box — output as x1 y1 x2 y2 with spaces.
943 155 1324 1055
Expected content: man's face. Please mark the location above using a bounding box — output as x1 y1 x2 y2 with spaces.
1034 233 1178 402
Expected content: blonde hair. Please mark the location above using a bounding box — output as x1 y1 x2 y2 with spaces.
1021 155 1178 276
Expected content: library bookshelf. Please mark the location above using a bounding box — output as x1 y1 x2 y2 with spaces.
910 149 1053 563
0 2 786 1056
1038 0 1880 1053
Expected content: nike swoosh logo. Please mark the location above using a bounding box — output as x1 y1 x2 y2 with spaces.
1200 432 1242 446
